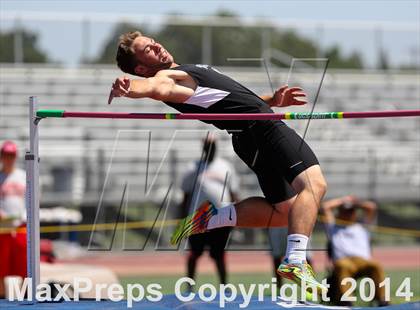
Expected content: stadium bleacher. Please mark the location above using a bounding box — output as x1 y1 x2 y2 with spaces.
1 65 419 205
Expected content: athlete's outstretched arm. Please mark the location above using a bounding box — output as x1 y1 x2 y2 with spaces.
260 85 307 108
109 70 195 104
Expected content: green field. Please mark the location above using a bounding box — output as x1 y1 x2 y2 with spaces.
119 269 420 306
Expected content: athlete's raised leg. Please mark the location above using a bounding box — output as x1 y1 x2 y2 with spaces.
235 196 294 227
171 165 325 241
170 196 292 245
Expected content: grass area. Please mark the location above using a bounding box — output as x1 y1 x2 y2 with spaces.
381 204 420 220
119 269 420 306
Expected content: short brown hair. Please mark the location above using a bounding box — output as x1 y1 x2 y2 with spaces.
116 31 142 75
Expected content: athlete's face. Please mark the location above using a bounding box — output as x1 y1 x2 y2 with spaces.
132 36 174 77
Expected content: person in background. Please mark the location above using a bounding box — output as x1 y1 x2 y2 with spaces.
0 141 27 298
322 195 389 307
179 135 239 289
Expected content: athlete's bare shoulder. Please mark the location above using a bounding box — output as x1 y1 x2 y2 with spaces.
155 69 197 90
155 69 189 80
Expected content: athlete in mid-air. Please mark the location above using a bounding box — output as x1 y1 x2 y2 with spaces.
110 31 328 294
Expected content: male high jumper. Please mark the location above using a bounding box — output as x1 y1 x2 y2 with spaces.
110 31 328 293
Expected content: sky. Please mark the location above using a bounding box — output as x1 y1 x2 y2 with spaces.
0 0 419 67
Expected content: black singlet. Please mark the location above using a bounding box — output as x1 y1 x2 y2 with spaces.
164 64 274 130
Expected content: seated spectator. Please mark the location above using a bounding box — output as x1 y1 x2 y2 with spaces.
322 195 389 307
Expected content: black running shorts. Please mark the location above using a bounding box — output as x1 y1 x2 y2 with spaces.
231 120 319 204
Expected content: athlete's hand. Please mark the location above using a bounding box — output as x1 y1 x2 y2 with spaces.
108 76 131 104
270 85 307 108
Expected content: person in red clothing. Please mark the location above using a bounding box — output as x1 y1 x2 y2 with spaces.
0 141 27 298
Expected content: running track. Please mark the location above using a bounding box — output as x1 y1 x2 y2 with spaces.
57 247 420 276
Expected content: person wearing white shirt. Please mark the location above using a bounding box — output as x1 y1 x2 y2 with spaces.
322 195 388 307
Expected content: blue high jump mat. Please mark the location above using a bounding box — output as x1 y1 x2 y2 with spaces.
1 296 419 309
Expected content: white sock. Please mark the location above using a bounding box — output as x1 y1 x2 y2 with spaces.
207 204 237 230
285 234 308 264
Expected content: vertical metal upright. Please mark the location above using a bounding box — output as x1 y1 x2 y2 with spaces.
25 96 40 301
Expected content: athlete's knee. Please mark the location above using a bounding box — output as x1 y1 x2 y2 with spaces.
304 177 327 209
311 174 328 197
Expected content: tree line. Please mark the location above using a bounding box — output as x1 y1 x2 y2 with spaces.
1 12 394 69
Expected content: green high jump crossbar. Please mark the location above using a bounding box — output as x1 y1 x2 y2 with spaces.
26 96 420 302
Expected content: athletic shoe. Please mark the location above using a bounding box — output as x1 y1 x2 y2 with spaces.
170 201 218 245
277 259 327 300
